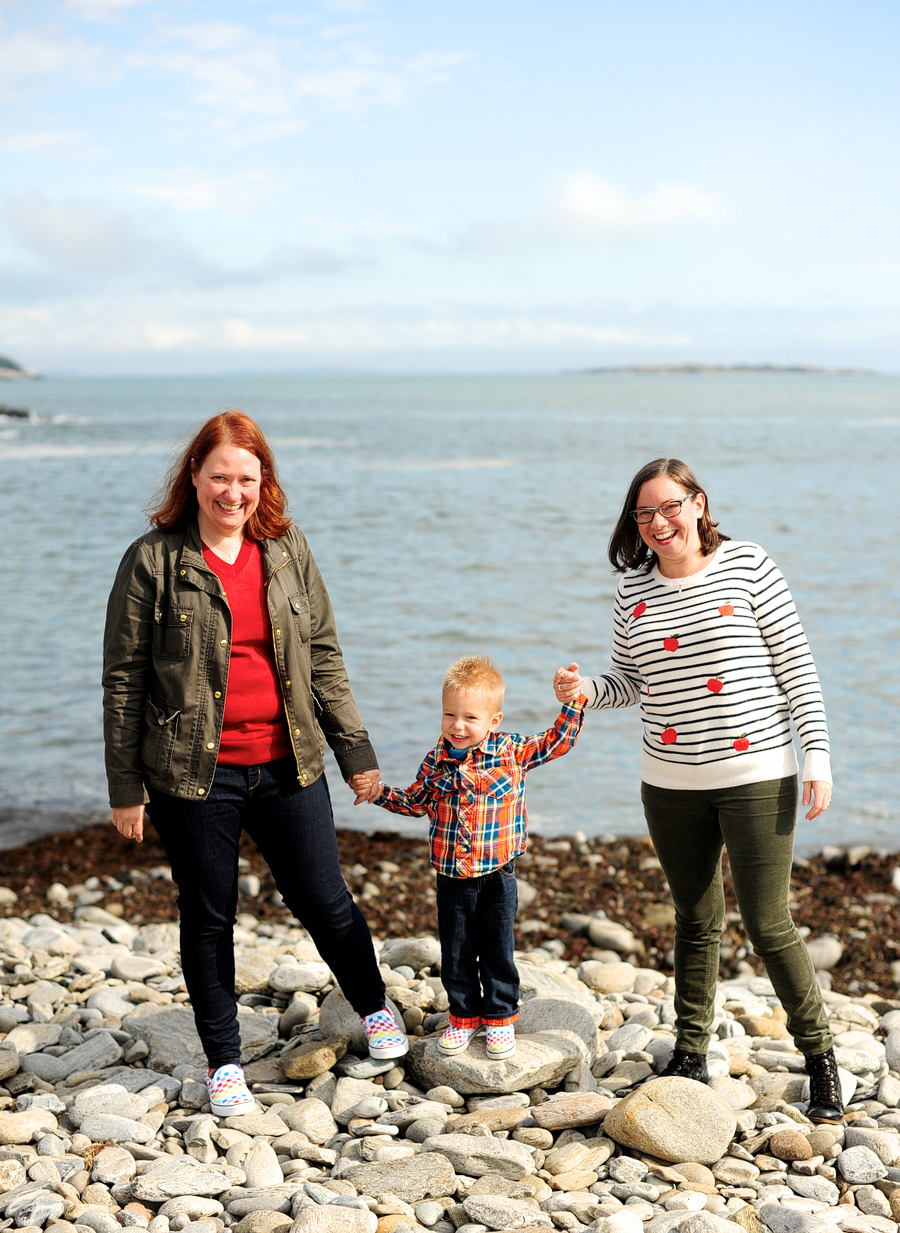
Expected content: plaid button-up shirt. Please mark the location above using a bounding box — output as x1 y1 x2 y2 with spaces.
374 699 584 878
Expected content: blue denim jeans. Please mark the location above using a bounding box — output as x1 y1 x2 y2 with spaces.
436 861 519 1025
148 759 385 1068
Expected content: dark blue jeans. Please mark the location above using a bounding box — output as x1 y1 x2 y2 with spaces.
148 760 385 1068
436 862 519 1025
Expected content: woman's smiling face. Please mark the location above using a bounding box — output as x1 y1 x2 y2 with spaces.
635 475 706 575
192 444 261 540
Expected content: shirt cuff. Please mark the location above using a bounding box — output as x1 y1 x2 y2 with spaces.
801 749 832 786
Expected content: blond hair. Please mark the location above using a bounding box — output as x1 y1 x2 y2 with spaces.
442 655 505 712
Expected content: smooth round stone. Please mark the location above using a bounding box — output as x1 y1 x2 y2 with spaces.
415 1202 444 1227
350 1098 388 1119
425 1087 464 1107
405 1119 444 1144
110 955 169 982
73 1212 120 1233
768 1128 813 1161
159 1200 224 1219
578 962 636 994
837 1145 889 1184
805 935 843 970
664 1190 707 1211
512 1127 554 1149
607 1157 647 1184
269 963 331 993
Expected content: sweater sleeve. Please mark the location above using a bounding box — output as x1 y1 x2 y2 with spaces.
582 580 644 711
754 552 832 785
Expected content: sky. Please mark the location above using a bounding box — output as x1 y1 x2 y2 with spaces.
1 0 899 374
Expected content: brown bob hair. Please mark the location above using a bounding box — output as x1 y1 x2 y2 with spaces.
148 410 291 540
608 457 728 574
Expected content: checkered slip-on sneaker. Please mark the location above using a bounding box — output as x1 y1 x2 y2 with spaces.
206 1063 257 1117
485 1023 516 1059
438 1022 481 1055
360 1007 409 1059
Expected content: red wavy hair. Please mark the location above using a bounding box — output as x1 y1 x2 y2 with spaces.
148 410 291 540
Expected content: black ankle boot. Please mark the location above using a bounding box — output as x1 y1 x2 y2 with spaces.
660 1048 709 1083
805 1047 844 1124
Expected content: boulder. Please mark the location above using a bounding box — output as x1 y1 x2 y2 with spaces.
603 1077 737 1166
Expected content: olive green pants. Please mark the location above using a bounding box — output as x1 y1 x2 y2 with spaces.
641 775 832 1057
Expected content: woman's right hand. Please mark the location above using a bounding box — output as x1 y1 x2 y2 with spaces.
112 804 145 843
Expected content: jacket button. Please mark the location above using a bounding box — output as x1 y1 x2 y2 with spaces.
214 691 222 699
180 569 186 576
298 773 307 784
197 788 205 795
180 615 187 623
282 550 288 557
285 679 291 687
206 742 215 750
220 639 228 647
275 629 281 636
294 728 301 735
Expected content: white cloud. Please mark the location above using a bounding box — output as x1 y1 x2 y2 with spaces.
0 30 103 100
0 130 85 151
553 170 725 239
0 191 370 293
64 0 144 19
127 21 469 135
126 170 283 213
3 194 143 273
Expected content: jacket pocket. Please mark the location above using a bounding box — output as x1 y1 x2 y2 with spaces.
153 608 193 661
141 697 182 778
289 594 311 643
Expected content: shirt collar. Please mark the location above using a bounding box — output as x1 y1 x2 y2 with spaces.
436 732 496 765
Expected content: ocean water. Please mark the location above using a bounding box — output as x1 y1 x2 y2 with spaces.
1 371 897 853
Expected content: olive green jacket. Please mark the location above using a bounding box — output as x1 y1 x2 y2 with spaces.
102 519 377 808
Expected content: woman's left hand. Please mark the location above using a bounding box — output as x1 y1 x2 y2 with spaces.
803 780 832 820
348 769 383 805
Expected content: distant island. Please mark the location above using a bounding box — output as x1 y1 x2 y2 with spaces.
0 354 38 380
579 363 875 376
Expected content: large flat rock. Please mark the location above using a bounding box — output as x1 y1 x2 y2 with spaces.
123 1006 277 1072
338 1151 457 1203
405 1029 581 1095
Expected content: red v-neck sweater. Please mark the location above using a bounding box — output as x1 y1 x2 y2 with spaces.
203 539 292 766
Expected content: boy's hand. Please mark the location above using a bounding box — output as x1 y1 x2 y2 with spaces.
553 661 583 703
348 770 383 806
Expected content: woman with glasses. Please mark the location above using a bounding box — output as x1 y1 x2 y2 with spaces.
553 457 842 1125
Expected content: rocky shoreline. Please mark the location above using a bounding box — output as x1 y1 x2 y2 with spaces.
0 825 897 1000
0 826 899 1232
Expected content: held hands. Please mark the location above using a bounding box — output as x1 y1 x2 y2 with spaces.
111 804 145 843
553 661 584 704
348 769 383 806
803 780 832 821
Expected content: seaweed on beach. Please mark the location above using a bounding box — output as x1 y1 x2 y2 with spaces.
0 822 897 1000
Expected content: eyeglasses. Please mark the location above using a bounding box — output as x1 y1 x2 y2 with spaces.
631 494 696 524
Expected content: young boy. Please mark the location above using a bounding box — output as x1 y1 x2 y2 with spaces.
353 656 584 1060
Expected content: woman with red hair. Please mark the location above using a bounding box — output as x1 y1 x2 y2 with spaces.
103 411 407 1116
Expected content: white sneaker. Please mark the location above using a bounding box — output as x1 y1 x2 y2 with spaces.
360 1007 409 1059
438 1022 481 1055
206 1063 256 1117
485 1023 516 1059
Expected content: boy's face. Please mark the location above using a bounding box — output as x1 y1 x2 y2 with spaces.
441 688 503 751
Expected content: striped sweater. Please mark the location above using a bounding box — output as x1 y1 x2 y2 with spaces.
583 541 832 790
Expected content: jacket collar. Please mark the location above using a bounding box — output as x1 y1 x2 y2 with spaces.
177 519 292 581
